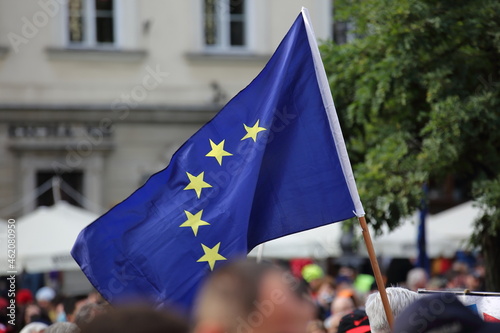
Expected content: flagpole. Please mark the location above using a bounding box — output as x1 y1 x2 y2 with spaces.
300 7 394 329
256 243 265 263
358 216 394 328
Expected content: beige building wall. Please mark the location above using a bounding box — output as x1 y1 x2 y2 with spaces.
0 0 332 217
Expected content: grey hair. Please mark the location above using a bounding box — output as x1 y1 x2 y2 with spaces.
45 322 80 333
74 303 106 328
406 268 428 291
365 287 420 333
19 322 49 333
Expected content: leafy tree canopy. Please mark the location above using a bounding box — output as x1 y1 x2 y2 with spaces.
321 0 500 238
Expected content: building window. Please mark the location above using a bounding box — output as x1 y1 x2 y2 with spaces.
68 0 114 47
332 20 355 45
204 0 246 50
36 171 84 207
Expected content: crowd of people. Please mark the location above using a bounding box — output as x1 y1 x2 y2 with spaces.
0 253 496 333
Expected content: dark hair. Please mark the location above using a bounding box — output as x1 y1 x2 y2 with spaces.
80 306 188 333
63 295 88 316
320 276 337 289
445 269 462 282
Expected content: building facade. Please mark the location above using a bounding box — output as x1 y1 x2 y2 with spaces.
0 0 332 217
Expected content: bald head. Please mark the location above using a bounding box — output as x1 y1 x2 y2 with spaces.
194 260 314 333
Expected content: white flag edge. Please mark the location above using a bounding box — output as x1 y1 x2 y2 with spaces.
301 7 365 217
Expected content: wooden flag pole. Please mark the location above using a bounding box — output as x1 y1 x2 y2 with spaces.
358 216 394 328
302 6 392 325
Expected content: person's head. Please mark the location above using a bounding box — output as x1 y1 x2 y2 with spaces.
426 277 446 290
338 267 356 281
406 268 428 291
45 322 80 333
73 303 107 329
36 287 55 310
446 270 466 289
335 267 356 292
317 277 336 307
327 296 356 333
86 291 105 305
465 272 482 291
365 287 419 333
337 309 370 333
394 293 500 333
302 264 325 292
63 296 88 323
193 260 314 333
330 296 355 317
17 289 34 307
79 306 188 333
19 322 48 333
24 304 49 325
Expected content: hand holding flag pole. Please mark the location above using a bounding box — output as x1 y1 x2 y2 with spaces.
71 7 393 327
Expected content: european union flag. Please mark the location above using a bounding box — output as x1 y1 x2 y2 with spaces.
71 8 364 310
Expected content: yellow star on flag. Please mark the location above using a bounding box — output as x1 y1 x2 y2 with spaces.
197 242 227 271
205 139 233 165
184 172 212 198
241 119 267 142
179 210 210 236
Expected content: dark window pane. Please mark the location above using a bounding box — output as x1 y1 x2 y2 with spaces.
230 21 244 46
36 171 83 208
230 0 244 14
96 17 114 43
68 0 84 42
333 21 349 45
96 0 113 11
204 0 217 45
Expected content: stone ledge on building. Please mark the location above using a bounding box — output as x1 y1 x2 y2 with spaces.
46 47 148 62
0 104 219 124
185 52 271 63
8 140 116 153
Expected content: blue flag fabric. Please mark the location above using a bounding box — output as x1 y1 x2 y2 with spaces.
72 9 363 310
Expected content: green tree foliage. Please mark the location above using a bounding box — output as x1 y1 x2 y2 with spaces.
321 0 500 288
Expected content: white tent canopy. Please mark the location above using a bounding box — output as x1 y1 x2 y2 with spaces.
364 215 418 258
4 201 480 266
16 201 97 272
369 201 479 258
428 201 480 249
249 222 344 259
250 201 479 259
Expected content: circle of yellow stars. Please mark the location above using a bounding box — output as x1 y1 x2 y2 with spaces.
180 119 267 270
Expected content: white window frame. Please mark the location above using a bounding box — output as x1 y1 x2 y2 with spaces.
62 0 121 49
203 0 251 53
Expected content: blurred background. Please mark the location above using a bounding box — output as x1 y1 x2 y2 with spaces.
0 0 334 217
0 0 338 296
0 0 489 301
